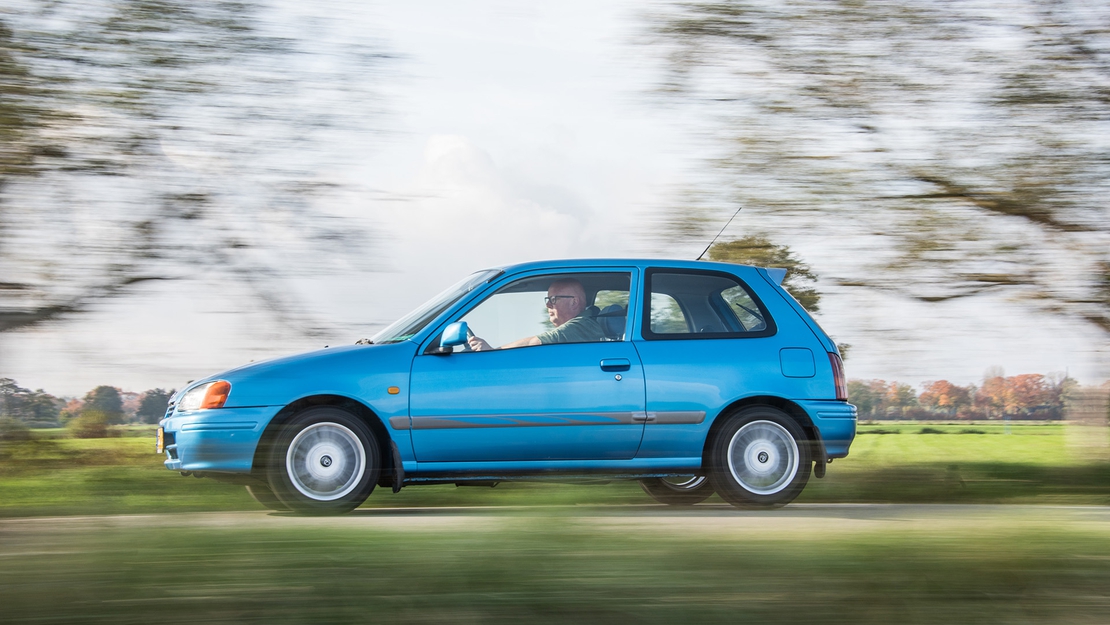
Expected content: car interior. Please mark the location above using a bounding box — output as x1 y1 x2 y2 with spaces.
449 272 632 348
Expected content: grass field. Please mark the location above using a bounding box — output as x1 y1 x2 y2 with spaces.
1 422 1108 516
2 507 1109 624
811 422 1110 505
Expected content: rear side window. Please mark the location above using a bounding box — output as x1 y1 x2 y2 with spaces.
643 269 776 340
649 292 689 333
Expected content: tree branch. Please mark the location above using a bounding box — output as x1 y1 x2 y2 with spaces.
0 276 173 332
910 174 1091 233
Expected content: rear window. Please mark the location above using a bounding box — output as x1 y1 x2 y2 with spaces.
643 269 776 340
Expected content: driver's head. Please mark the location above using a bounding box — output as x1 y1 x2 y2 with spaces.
546 278 586 327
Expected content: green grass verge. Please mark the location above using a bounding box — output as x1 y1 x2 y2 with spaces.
810 421 1110 505
1 423 1108 516
2 510 1109 624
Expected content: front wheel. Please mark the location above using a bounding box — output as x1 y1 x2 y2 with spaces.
708 407 811 509
639 476 714 505
267 407 379 515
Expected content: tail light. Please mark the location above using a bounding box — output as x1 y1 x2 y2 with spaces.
828 352 847 401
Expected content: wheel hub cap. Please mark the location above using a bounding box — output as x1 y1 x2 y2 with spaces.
286 422 366 501
726 420 800 496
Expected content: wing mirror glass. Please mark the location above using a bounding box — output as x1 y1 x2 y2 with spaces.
440 321 469 348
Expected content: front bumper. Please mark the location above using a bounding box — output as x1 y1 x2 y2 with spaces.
160 406 282 473
798 400 857 458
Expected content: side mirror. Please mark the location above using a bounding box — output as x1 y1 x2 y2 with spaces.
440 321 469 348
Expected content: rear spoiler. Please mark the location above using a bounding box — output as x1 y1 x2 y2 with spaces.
763 267 787 285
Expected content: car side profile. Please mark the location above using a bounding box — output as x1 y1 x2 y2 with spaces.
158 259 856 513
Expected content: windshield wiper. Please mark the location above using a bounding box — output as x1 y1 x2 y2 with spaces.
733 301 765 322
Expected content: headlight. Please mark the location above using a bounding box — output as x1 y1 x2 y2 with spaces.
178 381 232 411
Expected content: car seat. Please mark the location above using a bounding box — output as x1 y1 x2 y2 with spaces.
598 304 626 340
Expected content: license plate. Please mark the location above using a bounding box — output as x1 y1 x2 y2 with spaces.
156 427 164 454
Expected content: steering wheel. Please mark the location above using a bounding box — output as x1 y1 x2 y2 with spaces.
461 325 476 352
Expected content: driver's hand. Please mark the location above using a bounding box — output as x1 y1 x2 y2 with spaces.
466 337 492 353
468 336 493 351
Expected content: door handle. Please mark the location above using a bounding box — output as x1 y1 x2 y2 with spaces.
599 358 631 372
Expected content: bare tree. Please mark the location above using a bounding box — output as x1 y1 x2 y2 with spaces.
0 1 391 335
649 0 1110 333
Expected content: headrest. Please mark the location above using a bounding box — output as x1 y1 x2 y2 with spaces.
598 304 626 339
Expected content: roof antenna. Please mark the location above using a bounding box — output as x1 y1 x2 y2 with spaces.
696 206 743 261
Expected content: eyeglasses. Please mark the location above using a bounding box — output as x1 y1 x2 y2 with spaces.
544 295 576 306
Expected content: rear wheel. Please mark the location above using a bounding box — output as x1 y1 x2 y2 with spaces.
267 407 379 515
639 475 714 505
709 407 811 509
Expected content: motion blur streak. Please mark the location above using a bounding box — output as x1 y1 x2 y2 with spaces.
1 506 1109 624
0 0 389 339
647 0 1110 382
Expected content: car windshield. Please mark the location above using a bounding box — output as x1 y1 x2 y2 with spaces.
371 269 502 344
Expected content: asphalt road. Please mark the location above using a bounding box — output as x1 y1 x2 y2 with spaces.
3 503 1109 536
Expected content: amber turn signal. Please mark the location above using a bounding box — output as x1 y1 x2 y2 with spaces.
200 380 232 409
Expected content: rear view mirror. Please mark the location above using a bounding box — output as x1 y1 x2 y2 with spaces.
441 321 469 348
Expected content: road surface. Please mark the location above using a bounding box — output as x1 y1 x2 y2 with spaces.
3 503 1109 536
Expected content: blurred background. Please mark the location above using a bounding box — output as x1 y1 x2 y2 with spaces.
2 2 1110 623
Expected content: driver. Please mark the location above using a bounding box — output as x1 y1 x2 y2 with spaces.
468 278 605 350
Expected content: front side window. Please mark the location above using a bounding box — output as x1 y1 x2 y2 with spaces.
643 269 775 340
444 272 632 352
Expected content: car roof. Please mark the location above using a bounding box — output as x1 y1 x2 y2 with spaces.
487 258 765 274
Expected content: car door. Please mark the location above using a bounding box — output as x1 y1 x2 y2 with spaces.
408 269 646 463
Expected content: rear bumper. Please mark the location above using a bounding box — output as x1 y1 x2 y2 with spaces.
798 400 857 458
160 406 282 473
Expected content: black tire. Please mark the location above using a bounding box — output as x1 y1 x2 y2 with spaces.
639 476 714 505
267 407 379 515
245 483 290 511
708 407 811 509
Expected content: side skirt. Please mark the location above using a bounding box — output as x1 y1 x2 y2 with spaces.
401 457 704 485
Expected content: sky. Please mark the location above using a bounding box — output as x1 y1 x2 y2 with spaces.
1 0 1106 397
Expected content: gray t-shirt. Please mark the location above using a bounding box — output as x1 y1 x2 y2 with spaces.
537 307 605 345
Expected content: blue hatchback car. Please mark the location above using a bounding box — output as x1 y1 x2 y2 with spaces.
159 259 856 513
